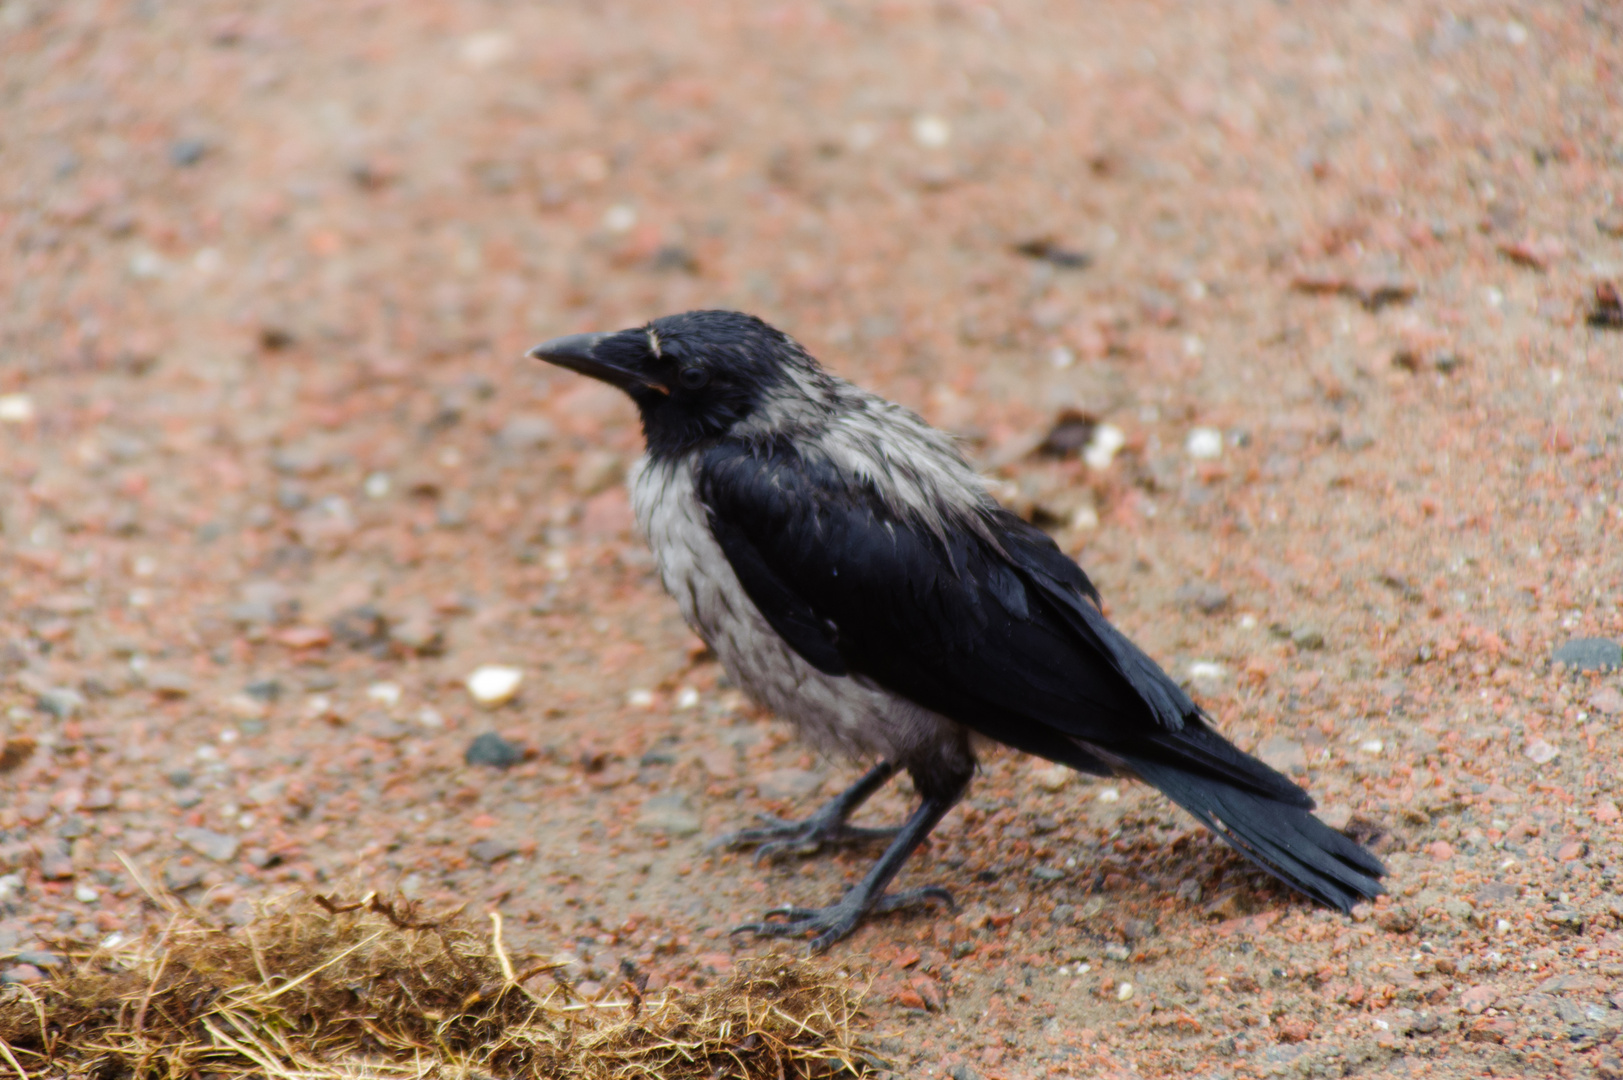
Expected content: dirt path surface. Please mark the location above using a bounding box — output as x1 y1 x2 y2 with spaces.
4 1 1622 1076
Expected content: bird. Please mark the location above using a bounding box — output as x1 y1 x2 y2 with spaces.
529 309 1385 951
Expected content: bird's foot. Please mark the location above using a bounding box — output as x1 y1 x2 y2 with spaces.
732 885 955 953
708 812 900 863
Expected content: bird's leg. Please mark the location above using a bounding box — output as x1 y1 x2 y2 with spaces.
732 781 963 952
709 760 900 861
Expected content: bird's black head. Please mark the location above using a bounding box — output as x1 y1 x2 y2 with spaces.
528 310 814 457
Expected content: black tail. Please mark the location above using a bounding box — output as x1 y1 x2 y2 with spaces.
1118 724 1386 912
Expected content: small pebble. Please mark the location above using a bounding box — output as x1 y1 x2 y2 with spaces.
637 792 701 836
145 670 193 697
176 826 240 863
912 114 951 148
1097 787 1120 803
1033 764 1072 792
1116 981 1134 1001
0 393 34 423
1552 637 1622 672
497 414 558 451
469 839 519 864
1083 423 1126 470
675 687 700 710
464 732 523 769
168 138 208 166
74 885 98 904
366 681 402 706
1291 627 1326 650
1185 427 1223 460
466 665 523 707
1524 738 1558 764
627 688 656 709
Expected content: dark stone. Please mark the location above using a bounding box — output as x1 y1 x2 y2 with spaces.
465 732 523 769
244 679 282 702
1175 583 1232 614
1552 638 1622 672
169 138 209 167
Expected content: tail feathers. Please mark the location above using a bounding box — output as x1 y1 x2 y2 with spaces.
1141 720 1313 809
1123 756 1386 912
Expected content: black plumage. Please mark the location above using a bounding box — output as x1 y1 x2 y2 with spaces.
530 310 1384 950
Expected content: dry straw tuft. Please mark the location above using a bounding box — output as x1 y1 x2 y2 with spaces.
0 892 872 1080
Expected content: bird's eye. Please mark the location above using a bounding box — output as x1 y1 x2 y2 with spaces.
678 367 709 390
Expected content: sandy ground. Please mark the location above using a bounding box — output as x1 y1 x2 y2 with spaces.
3 0 1622 1076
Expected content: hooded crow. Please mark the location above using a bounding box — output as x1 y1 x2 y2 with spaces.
530 310 1385 951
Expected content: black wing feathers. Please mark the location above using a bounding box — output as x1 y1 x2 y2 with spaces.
696 440 1382 909
707 512 847 676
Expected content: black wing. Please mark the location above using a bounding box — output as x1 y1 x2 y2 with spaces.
697 440 1385 910
696 440 1287 798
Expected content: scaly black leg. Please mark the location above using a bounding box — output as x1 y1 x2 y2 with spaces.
732 782 963 952
709 761 900 862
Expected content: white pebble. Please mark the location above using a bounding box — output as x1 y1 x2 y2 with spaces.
1524 738 1558 764
1505 20 1528 45
1188 660 1224 681
467 665 523 707
0 394 34 423
602 204 637 233
416 707 445 729
364 472 392 498
1083 423 1126 470
1361 739 1384 755
1186 427 1223 460
367 681 402 706
675 687 700 710
1069 505 1100 531
75 885 99 904
460 31 514 68
1097 787 1120 803
1049 345 1076 369
627 688 655 709
1116 981 1134 1001
912 114 951 148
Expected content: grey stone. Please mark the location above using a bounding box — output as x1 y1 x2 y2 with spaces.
754 768 825 800
244 679 282 702
469 839 519 864
164 863 208 891
168 138 208 167
1174 583 1232 614
1291 627 1326 650
36 687 84 719
12 950 62 968
465 732 523 769
496 414 558 451
176 826 240 863
1553 637 1622 672
637 793 701 837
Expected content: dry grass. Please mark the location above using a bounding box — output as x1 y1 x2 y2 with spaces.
0 891 872 1080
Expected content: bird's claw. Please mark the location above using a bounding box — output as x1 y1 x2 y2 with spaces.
707 814 900 862
730 885 956 952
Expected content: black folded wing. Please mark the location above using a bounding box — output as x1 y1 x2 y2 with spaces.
695 439 1388 911
696 440 1304 802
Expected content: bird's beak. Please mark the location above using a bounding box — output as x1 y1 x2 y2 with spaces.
526 332 669 395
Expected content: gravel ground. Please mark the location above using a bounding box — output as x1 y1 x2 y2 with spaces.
3 1 1622 1076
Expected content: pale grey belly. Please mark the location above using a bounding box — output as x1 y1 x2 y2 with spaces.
630 456 962 768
